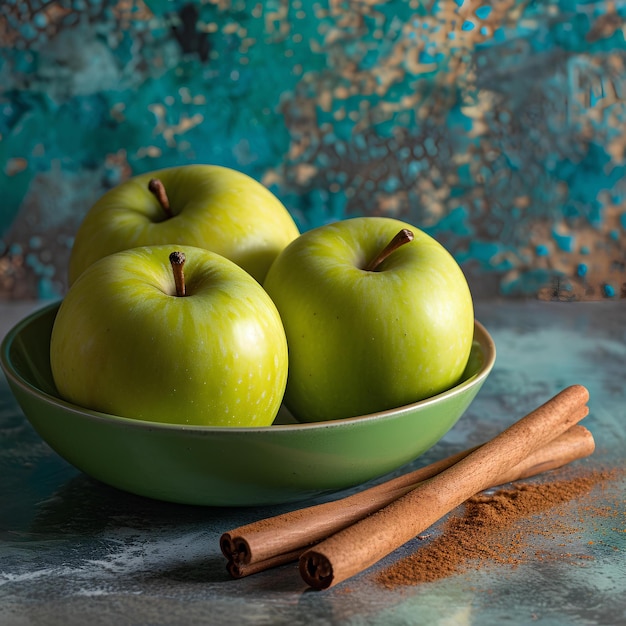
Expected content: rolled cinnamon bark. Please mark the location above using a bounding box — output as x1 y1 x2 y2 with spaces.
497 423 594 483
299 385 589 589
227 547 303 579
222 423 593 578
220 445 478 566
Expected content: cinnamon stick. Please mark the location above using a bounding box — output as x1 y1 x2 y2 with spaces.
223 422 593 578
227 547 304 579
493 423 594 483
299 385 590 589
221 419 591 571
221 445 478 567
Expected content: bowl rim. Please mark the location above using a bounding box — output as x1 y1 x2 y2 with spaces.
1 301 496 434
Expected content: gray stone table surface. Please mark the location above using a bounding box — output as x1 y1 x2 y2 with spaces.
1 299 624 626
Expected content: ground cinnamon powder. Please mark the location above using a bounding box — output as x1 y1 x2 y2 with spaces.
376 466 622 588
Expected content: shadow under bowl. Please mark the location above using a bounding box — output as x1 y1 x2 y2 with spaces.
1 303 495 506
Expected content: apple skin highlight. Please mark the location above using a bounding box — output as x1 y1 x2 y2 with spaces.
68 165 300 286
51 245 289 427
263 216 475 422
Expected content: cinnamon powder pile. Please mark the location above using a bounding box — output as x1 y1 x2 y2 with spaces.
376 466 622 588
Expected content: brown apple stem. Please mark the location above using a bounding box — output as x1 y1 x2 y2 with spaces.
364 229 414 271
148 178 172 218
169 251 186 297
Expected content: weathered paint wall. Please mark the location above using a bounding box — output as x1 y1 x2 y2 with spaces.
1 0 625 301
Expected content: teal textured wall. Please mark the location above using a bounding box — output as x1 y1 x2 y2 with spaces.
1 0 625 300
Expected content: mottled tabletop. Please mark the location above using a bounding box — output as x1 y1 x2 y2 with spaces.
1 299 624 626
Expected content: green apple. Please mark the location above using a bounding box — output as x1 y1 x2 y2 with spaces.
68 164 300 286
51 245 288 427
263 217 475 422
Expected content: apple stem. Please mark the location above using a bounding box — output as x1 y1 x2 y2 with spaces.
364 229 414 271
148 178 172 218
169 251 186 297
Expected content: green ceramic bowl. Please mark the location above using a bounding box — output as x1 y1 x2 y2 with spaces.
1 303 495 506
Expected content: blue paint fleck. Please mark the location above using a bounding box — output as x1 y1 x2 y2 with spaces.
552 229 575 252
501 269 556 296
428 206 473 237
602 283 616 297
